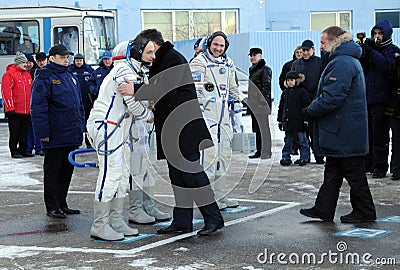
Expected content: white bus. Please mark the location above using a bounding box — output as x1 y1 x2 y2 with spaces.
0 6 118 117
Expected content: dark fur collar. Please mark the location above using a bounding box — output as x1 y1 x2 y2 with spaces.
249 59 266 74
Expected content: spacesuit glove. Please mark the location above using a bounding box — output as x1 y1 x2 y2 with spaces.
233 108 244 133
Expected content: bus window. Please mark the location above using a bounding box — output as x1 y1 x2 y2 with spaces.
0 20 39 55
53 26 79 56
83 16 116 65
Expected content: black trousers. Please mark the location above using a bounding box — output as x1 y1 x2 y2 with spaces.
367 104 390 173
167 152 223 229
389 117 400 176
314 156 376 220
250 111 272 157
43 146 76 212
7 113 30 155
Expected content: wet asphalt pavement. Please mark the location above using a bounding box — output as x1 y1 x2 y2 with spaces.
0 116 399 270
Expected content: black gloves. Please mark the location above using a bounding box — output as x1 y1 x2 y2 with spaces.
278 122 283 131
360 43 374 56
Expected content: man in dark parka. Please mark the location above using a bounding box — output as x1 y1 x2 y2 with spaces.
130 29 224 236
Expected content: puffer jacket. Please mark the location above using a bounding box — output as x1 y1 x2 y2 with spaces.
364 19 400 105
30 61 85 149
307 33 368 157
1 64 32 114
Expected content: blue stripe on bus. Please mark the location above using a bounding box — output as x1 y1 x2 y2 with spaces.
43 18 51 54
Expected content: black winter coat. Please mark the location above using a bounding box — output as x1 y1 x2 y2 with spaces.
249 59 272 109
146 41 213 160
277 85 310 132
292 55 322 99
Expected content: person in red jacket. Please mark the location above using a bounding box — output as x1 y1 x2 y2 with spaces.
1 52 34 158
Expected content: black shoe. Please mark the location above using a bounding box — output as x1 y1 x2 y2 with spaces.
157 224 193 234
11 153 23 158
280 159 292 166
315 157 325 164
294 159 301 164
391 173 400 181
249 153 260 159
35 151 45 156
298 160 307 166
61 207 80 214
47 210 67 219
299 207 332 222
340 212 376 223
197 223 224 236
21 152 34 157
372 171 386 178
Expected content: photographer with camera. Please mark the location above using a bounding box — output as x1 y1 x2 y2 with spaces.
359 19 400 179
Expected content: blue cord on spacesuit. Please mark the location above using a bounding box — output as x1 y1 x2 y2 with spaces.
125 40 139 74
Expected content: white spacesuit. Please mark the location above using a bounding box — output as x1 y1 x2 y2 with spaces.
128 109 172 224
87 38 152 241
189 32 242 209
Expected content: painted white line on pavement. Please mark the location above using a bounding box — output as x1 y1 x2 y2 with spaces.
0 201 300 256
0 189 298 205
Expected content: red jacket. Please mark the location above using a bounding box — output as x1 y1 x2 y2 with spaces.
1 64 32 114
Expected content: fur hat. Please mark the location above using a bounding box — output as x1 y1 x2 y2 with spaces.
14 51 28 65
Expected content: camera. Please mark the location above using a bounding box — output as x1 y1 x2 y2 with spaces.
364 37 377 47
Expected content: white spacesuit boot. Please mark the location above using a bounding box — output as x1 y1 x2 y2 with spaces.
142 186 171 221
128 190 156 224
90 200 124 241
109 197 139 236
213 174 239 209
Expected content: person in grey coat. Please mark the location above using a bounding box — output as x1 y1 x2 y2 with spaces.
299 26 376 223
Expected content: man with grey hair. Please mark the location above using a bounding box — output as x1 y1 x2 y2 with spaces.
299 26 376 223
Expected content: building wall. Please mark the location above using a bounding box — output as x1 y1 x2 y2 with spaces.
1 0 398 42
266 0 400 31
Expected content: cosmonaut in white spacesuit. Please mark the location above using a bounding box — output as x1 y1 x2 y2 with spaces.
86 36 154 241
189 31 243 209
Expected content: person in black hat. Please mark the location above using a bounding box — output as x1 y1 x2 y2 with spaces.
247 47 272 159
277 71 310 166
68 53 94 148
24 53 44 157
35 52 47 68
30 44 85 219
292 39 324 164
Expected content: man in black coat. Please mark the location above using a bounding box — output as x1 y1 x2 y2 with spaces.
248 47 272 159
292 39 324 164
133 29 224 236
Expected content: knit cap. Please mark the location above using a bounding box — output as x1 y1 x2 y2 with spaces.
14 51 28 65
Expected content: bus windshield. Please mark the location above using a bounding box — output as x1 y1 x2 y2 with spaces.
83 16 116 65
